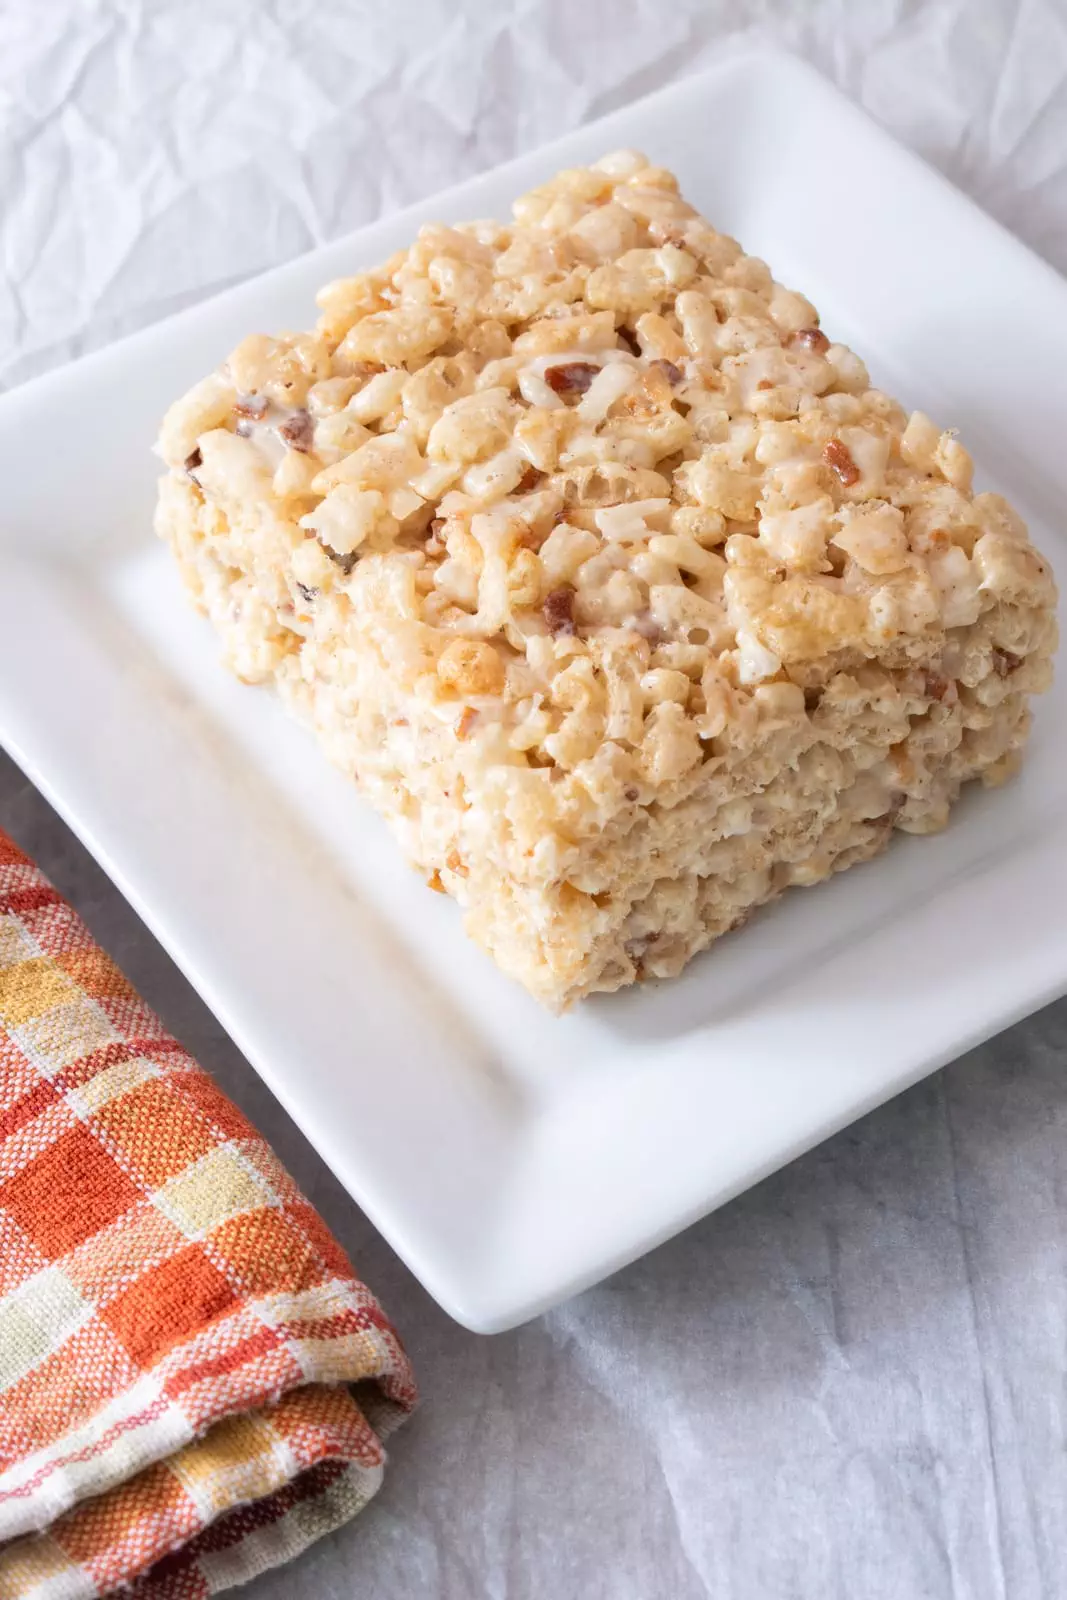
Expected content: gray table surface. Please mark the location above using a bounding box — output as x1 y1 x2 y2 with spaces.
4 2 1067 1595
5 782 1067 1600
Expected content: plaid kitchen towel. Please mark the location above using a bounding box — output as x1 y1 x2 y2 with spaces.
0 829 416 1597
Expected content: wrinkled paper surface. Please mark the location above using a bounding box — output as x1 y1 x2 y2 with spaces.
3 2 1067 1595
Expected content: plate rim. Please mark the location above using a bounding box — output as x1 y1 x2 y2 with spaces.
1 45 1065 1333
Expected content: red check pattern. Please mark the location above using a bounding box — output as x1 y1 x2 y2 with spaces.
0 830 416 1597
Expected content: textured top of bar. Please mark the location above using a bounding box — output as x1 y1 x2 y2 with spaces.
156 150 1055 793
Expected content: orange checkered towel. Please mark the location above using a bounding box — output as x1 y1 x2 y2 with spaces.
0 829 417 1597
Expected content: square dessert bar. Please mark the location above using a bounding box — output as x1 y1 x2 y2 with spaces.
156 151 1057 1010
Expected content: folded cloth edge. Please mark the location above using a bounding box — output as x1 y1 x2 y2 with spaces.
0 829 417 1598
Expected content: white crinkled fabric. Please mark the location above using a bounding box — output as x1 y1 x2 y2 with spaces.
4 2 1067 1597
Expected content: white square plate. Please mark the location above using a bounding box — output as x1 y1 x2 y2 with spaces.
1 49 1064 1333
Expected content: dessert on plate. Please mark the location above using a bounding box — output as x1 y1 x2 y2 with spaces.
155 151 1057 1010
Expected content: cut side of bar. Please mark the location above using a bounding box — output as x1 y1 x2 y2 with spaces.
155 151 1057 1010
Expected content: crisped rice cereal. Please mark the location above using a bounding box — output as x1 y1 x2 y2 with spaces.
155 152 1058 1010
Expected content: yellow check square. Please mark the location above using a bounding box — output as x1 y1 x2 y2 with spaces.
0 915 37 971
158 1145 272 1237
0 959 78 1026
172 1412 284 1513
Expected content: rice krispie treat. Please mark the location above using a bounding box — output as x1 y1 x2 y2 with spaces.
155 151 1057 1010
